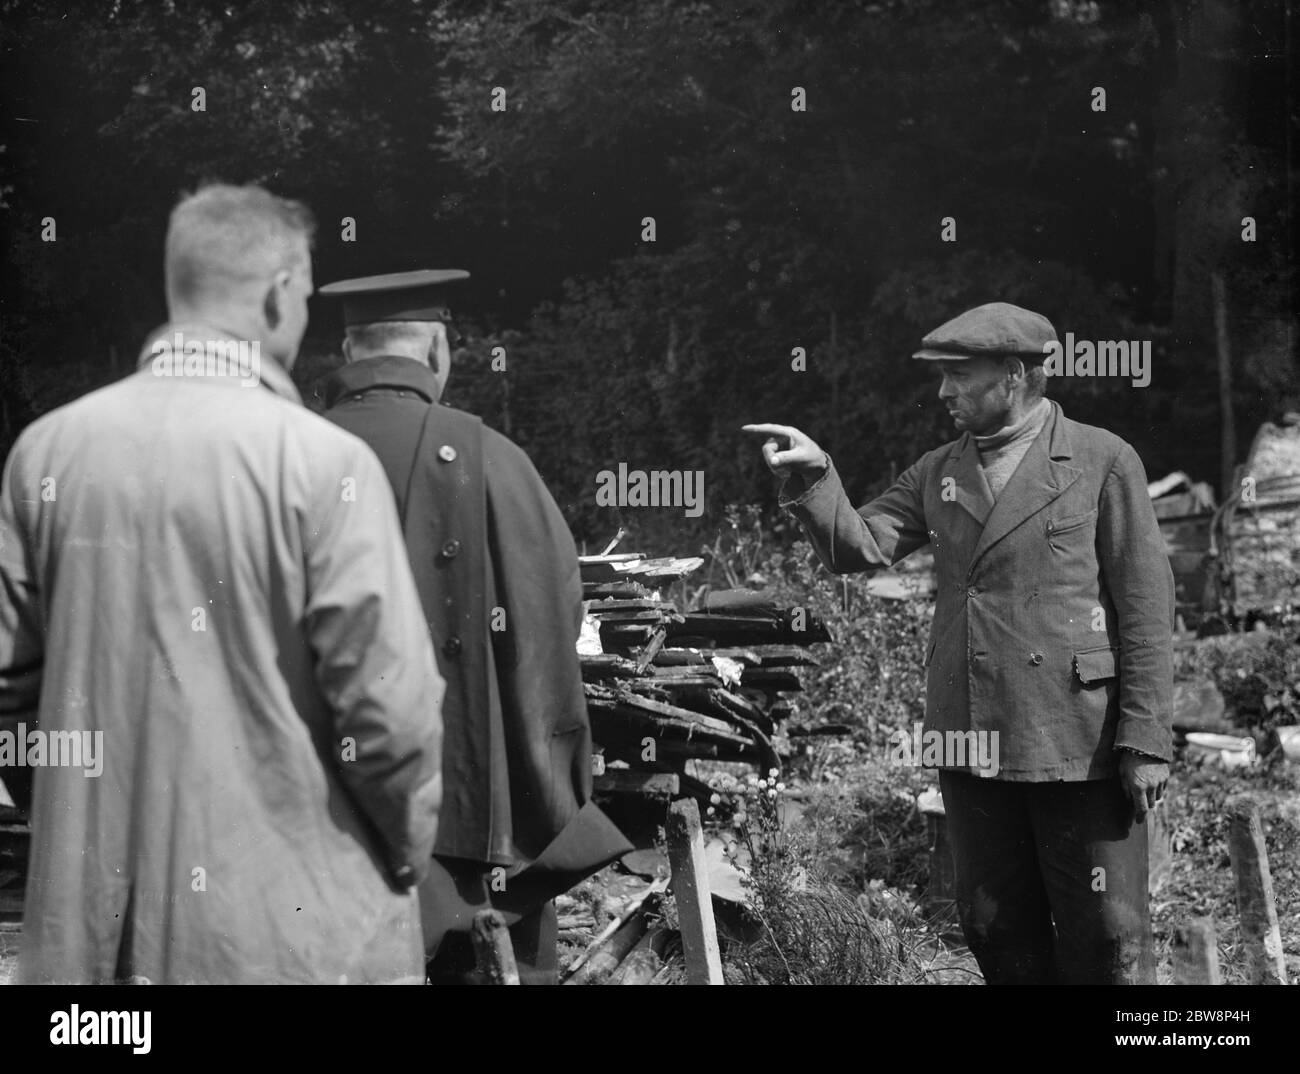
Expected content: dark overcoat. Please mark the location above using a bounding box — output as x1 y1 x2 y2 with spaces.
322 356 631 946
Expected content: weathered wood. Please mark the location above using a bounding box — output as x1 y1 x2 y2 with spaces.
562 878 668 984
666 798 724 985
1226 794 1289 985
608 927 669 985
564 913 648 985
471 909 520 986
1172 917 1221 984
593 770 680 800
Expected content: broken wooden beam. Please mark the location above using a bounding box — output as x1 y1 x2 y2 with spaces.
593 770 681 801
666 798 724 985
471 909 520 986
1226 794 1289 985
1172 917 1222 985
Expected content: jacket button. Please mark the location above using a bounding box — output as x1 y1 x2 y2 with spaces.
442 539 461 559
444 635 462 657
967 585 978 598
438 445 458 463
1029 652 1044 666
392 864 416 888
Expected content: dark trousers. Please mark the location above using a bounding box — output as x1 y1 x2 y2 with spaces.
938 772 1155 985
426 900 558 985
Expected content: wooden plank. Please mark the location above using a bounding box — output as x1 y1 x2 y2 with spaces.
608 928 668 985
562 878 667 985
1172 917 1222 985
634 627 668 672
612 690 739 736
471 909 520 985
714 645 819 667
1226 794 1289 985
586 703 755 751
593 770 680 800
589 598 675 612
666 799 724 985
583 581 655 600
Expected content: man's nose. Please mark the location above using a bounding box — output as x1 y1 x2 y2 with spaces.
938 377 956 400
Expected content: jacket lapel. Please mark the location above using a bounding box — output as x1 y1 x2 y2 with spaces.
943 434 995 529
967 402 1082 572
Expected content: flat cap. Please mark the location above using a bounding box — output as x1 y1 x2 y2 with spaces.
911 301 1057 361
318 269 469 326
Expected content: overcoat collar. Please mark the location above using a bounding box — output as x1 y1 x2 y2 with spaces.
135 321 302 405
322 356 439 408
942 400 1082 573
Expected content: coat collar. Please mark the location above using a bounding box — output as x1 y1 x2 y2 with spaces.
321 355 440 409
135 321 302 405
964 400 1082 571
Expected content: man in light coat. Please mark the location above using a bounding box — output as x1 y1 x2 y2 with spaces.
746 302 1174 984
0 183 445 984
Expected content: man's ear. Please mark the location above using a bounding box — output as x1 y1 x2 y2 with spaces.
342 336 353 363
262 275 286 332
430 323 450 377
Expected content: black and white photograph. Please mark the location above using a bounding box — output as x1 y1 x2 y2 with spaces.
0 0 1296 1050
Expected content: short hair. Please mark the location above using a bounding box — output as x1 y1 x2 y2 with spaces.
1025 362 1048 397
1003 355 1048 398
344 320 438 361
165 183 315 308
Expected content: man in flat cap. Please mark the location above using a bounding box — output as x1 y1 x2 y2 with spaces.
319 269 632 985
746 301 1173 985
0 184 444 984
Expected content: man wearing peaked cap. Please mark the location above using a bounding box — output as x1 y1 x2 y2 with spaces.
319 269 633 985
911 301 1058 361
745 301 1173 985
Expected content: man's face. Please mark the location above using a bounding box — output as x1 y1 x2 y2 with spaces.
935 356 1013 435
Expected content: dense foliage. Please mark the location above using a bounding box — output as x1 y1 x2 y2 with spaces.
2 0 1295 544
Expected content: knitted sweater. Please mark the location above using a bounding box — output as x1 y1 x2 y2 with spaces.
973 397 1051 499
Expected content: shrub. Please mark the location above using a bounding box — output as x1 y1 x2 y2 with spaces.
1176 627 1300 736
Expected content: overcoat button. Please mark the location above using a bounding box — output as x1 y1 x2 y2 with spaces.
967 585 978 597
438 445 458 463
444 636 462 657
442 539 461 558
1029 652 1044 666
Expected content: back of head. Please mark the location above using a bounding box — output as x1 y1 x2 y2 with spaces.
164 183 315 317
344 320 439 364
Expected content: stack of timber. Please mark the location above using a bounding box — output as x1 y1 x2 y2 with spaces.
578 552 831 791
1215 416 1300 616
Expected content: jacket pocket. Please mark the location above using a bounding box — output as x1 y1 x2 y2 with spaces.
923 638 937 668
1073 644 1119 684
1046 508 1097 537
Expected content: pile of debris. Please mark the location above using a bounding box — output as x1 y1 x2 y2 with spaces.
577 552 831 797
1216 415 1300 615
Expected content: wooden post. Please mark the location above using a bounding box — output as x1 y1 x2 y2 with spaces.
1226 795 1288 985
1172 917 1221 984
471 909 520 985
666 798 724 984
1211 271 1237 500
